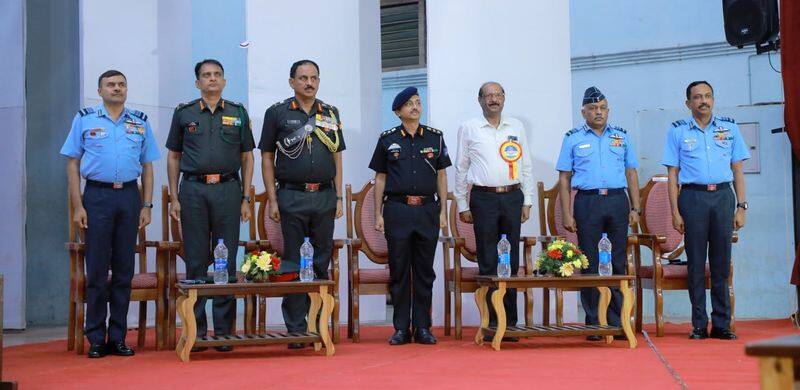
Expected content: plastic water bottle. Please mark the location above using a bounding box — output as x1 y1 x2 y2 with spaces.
598 233 612 276
497 234 512 278
213 239 229 284
299 237 315 282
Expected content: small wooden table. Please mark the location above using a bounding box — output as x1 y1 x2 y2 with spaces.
175 280 335 362
745 334 800 389
474 275 637 350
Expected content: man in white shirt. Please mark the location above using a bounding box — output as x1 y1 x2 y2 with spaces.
454 82 534 335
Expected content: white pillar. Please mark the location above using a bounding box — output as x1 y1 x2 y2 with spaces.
427 0 575 325
246 0 382 325
0 0 27 328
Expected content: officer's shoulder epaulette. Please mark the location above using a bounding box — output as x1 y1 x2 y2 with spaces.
380 127 399 138
564 127 581 137
78 107 96 117
175 99 199 111
130 109 148 122
671 119 688 128
224 99 244 108
608 125 627 134
424 126 442 135
716 116 736 124
269 97 292 109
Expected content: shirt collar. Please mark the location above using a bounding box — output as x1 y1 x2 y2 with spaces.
398 124 424 138
289 97 322 114
480 115 511 129
582 123 610 136
688 116 719 131
198 98 225 112
96 104 133 121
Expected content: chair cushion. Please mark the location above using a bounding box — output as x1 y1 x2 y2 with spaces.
445 266 527 282
644 180 684 253
262 201 285 256
121 273 158 289
455 213 477 255
359 186 388 258
357 268 390 284
638 263 710 279
553 190 579 246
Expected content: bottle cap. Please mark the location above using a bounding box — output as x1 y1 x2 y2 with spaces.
501 234 507 239
304 237 310 242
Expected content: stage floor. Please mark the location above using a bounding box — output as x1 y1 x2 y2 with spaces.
3 319 796 389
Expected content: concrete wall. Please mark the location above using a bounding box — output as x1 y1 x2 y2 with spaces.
24 0 80 327
0 0 27 328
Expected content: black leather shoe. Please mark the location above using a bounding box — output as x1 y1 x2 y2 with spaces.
106 341 135 356
87 343 106 358
689 327 709 339
413 328 437 345
190 346 208 352
287 343 306 350
214 345 234 352
710 327 737 340
586 335 603 341
389 329 411 345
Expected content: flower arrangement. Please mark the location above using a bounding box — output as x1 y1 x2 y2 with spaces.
536 239 589 277
241 250 281 282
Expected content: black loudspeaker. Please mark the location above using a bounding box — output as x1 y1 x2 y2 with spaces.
723 0 779 48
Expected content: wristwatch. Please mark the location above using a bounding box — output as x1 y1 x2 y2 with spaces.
631 207 641 215
736 202 748 210
242 195 251 203
142 202 153 209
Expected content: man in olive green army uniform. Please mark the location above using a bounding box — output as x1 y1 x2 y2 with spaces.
166 59 255 352
259 59 345 349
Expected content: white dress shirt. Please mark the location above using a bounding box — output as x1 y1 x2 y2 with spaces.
454 115 534 212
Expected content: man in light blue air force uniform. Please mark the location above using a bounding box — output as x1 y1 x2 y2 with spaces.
556 86 641 341
60 70 161 358
662 80 749 341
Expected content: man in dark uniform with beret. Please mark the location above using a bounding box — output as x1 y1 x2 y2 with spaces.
166 59 256 352
370 87 450 345
259 59 345 349
556 86 640 340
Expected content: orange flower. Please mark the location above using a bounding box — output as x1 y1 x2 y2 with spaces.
547 249 563 260
272 256 281 271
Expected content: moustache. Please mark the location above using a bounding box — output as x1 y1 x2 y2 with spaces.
699 104 709 109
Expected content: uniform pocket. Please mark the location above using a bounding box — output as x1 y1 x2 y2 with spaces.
221 125 242 144
574 143 594 158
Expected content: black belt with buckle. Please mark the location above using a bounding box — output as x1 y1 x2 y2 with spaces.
279 181 332 192
183 172 239 185
681 182 731 192
386 194 436 206
86 179 137 189
471 184 521 193
577 188 626 196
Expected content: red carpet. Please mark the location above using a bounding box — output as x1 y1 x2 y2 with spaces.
3 320 796 389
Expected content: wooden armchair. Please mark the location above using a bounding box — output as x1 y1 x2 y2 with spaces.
158 185 256 349
344 181 390 343
442 192 535 339
632 174 736 336
66 188 167 354
252 190 342 343
537 181 636 326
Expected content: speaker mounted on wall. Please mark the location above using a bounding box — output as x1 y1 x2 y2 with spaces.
723 0 780 54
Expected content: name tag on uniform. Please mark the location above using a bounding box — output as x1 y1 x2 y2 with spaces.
315 114 338 131
222 116 241 126
578 143 591 149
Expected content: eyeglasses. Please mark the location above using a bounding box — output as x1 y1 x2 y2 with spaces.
481 93 505 100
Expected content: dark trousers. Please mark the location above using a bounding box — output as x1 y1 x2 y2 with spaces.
179 179 242 337
678 187 734 329
83 183 140 345
278 187 337 333
383 200 439 330
573 190 628 326
469 188 523 327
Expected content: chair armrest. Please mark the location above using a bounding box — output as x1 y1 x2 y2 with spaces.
333 238 345 250
438 236 455 245
521 236 537 247
629 233 666 249
144 240 182 252
65 242 84 252
537 235 563 244
343 238 362 251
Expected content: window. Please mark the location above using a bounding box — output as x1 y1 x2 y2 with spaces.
380 0 426 70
